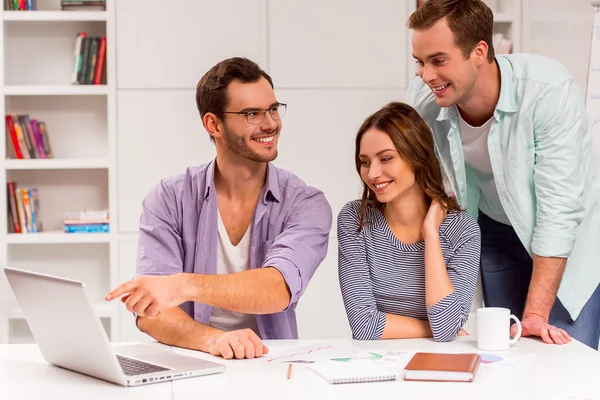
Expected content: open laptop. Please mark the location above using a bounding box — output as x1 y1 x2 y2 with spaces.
4 267 225 386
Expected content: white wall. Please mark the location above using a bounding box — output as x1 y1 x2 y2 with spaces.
522 0 595 92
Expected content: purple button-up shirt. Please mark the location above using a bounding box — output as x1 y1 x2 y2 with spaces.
136 160 332 339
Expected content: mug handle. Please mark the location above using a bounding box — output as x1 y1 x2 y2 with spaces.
509 314 522 345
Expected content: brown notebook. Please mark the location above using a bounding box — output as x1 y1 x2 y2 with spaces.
404 352 481 382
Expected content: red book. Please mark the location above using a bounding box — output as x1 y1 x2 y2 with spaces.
7 182 21 233
94 37 107 85
5 115 23 159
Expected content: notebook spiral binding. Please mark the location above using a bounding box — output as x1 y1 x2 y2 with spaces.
332 374 396 384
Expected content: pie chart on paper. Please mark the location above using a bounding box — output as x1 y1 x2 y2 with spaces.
480 354 503 364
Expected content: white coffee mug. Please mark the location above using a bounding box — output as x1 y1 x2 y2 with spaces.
476 307 522 351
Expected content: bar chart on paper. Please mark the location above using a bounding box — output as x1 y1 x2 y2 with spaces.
263 345 411 365
263 346 365 363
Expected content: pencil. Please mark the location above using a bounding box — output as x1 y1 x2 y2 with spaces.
286 363 293 379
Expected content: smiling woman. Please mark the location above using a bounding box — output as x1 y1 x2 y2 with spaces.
337 101 481 343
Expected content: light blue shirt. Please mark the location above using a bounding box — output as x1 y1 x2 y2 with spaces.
406 54 600 320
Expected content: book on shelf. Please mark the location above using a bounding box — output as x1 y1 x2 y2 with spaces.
5 114 54 160
6 182 43 234
61 0 106 11
72 32 107 85
5 0 36 11
64 223 109 233
63 209 109 234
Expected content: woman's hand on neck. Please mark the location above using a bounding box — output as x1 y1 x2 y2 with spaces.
421 200 447 239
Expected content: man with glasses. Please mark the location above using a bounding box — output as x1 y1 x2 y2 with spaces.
106 57 332 359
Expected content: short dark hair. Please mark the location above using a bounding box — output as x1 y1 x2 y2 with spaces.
408 0 495 63
196 57 273 121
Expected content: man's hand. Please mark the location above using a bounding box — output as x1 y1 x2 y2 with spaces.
105 274 189 318
511 313 571 345
207 329 269 360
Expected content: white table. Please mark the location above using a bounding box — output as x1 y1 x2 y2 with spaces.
1 337 600 400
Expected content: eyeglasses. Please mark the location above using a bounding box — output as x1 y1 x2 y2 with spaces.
220 103 287 125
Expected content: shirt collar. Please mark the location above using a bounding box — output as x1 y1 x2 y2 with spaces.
203 159 281 203
436 105 456 122
203 160 216 200
495 56 518 113
264 163 282 203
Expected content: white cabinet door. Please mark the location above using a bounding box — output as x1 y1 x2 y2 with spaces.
523 0 594 91
116 0 264 89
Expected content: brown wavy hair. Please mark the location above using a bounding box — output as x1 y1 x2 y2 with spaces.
355 102 461 230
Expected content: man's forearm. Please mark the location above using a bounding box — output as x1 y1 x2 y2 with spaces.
137 307 222 353
184 267 291 314
523 255 567 320
382 314 433 339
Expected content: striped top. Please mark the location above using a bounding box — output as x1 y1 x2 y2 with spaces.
337 200 481 342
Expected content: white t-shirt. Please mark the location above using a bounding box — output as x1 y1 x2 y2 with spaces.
209 210 261 337
458 112 511 225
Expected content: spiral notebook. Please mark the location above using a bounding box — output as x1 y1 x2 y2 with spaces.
309 361 397 384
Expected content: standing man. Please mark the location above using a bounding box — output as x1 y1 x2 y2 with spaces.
406 0 600 349
106 57 332 359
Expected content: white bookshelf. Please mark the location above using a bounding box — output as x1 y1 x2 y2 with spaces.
0 0 117 344
489 0 523 53
6 231 111 244
3 85 109 95
5 158 109 169
3 10 107 21
493 12 516 23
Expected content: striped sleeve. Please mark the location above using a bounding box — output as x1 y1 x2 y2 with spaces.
427 213 481 342
337 202 386 340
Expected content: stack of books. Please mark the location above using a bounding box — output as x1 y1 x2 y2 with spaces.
63 210 109 233
6 182 42 234
61 0 106 11
5 114 54 160
6 0 36 10
72 32 107 85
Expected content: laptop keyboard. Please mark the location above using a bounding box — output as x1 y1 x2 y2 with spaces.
116 354 171 376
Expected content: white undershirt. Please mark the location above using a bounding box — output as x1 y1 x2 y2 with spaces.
458 112 511 225
209 210 261 337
